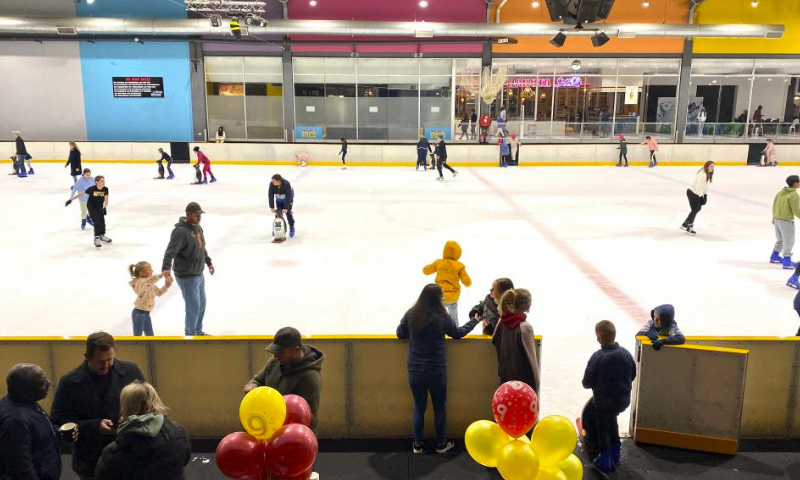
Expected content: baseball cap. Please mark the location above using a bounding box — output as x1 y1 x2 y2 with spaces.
186 202 205 214
265 327 303 353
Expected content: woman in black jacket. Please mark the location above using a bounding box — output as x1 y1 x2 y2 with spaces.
65 142 82 184
396 284 478 454
94 382 191 480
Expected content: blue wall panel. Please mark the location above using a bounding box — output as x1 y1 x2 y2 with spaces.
75 0 187 19
80 42 194 142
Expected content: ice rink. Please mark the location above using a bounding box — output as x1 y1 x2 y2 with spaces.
1 161 796 422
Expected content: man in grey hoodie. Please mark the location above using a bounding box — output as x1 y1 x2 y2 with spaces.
162 202 215 336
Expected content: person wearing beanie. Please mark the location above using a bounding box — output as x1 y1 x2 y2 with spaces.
616 134 628 167
771 175 800 270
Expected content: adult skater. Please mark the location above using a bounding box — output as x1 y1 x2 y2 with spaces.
771 175 800 269
762 139 777 167
616 134 628 167
470 110 478 140
13 131 30 177
66 168 95 230
681 161 714 235
434 136 457 181
339 137 347 169
162 202 215 336
459 115 469 140
416 136 431 171
156 148 174 180
268 174 295 238
65 142 82 183
640 136 658 168
192 146 216 184
66 174 111 247
216 126 226 143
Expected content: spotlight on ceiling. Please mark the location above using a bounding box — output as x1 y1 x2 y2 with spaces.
550 31 567 48
419 0 428 7
244 14 254 26
309 0 317 5
259 18 267 27
532 1 540 7
751 0 758 6
209 15 221 27
643 1 650 6
571 59 582 71
86 0 95 4
591 32 610 47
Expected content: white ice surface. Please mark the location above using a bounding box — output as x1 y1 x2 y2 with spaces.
0 162 795 427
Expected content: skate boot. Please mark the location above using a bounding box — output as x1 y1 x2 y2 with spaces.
201 177 208 185
624 162 629 167
453 171 458 177
783 256 797 270
593 449 613 477
81 218 87 230
210 176 217 183
771 250 783 264
86 215 95 227
685 224 697 235
17 170 27 178
167 173 175 180
615 162 622 167
787 274 800 290
94 236 102 248
99 235 113 244
436 176 444 181
610 441 622 469
289 227 295 238
28 168 34 175
341 165 347 170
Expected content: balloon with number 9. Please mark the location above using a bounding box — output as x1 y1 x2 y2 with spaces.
492 381 539 438
239 386 287 440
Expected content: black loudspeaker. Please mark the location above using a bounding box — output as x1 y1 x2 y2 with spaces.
170 142 191 164
545 0 616 24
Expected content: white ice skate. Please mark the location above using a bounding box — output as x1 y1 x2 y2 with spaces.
272 213 288 243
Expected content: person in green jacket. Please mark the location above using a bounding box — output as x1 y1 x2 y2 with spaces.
243 327 325 432
771 175 800 269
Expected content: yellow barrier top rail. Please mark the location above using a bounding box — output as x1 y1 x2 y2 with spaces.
640 339 750 355
0 335 543 342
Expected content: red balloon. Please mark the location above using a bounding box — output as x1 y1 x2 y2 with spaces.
270 466 313 480
241 470 270 480
283 395 312 428
492 381 539 438
216 432 266 479
265 424 318 478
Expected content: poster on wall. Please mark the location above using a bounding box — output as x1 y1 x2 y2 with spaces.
424 127 451 141
624 86 639 105
112 77 164 98
295 126 323 140
656 96 703 124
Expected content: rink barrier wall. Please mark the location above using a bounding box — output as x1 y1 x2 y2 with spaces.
631 338 749 455
0 335 541 439
2 141 785 166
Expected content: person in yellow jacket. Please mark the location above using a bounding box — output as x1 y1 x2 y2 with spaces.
423 241 472 321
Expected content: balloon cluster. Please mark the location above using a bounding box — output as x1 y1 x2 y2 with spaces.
465 381 583 480
216 387 318 480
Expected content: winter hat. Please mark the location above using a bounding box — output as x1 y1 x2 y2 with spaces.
619 134 625 140
511 133 517 139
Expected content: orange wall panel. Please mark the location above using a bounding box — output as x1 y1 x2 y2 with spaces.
493 0 688 54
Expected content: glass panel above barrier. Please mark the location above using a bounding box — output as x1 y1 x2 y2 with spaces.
691 59 754 76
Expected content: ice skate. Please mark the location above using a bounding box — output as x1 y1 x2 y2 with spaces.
28 169 34 175
783 256 797 269
453 171 458 177
94 237 102 248
615 162 622 167
436 176 444 181
201 177 208 185
86 215 94 227
341 165 347 170
210 176 217 183
167 173 175 180
771 250 783 264
17 170 27 178
787 274 800 290
81 218 87 230
99 235 112 244
685 227 697 235
289 226 296 238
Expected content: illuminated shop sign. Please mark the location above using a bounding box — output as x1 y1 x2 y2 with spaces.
504 77 585 88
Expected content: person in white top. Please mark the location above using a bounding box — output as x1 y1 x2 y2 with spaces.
215 126 226 143
697 107 707 137
681 161 714 235
762 139 777 167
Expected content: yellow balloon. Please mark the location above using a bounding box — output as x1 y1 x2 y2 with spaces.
465 420 510 467
239 386 287 440
556 454 584 480
534 465 568 480
497 441 540 480
531 415 578 465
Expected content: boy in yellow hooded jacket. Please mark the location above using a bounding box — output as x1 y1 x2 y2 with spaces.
423 241 472 321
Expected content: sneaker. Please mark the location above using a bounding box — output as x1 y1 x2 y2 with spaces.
435 440 454 454
94 237 102 248
99 235 112 244
413 441 424 454
81 218 87 230
289 227 295 238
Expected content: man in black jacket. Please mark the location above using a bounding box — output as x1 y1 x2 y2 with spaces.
162 202 215 336
51 332 145 480
268 174 296 238
13 130 30 177
0 363 61 480
434 136 457 181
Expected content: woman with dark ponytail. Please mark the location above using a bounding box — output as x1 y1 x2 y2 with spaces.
492 288 540 393
681 161 714 235
396 284 478 455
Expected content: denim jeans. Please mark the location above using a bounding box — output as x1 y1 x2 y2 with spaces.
176 274 206 335
443 301 458 322
131 308 154 336
408 371 447 444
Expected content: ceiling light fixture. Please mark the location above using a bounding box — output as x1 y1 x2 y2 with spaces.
571 60 582 71
532 0 540 7
643 1 650 6
591 32 610 47
751 0 758 6
419 0 428 7
309 0 317 5
550 31 567 48
87 0 95 4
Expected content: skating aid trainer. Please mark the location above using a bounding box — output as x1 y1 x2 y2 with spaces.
272 213 288 243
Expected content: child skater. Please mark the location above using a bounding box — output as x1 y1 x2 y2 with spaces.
423 240 471 320
581 320 637 475
156 148 174 180
192 146 216 184
339 137 348 169
65 174 111 247
67 168 95 231
640 136 659 168
616 134 628 167
129 261 173 336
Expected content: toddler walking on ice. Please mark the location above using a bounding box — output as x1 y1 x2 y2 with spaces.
423 241 472 321
129 261 173 336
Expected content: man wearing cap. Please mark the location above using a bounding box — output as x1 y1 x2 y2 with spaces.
0 364 61 480
244 327 325 432
162 202 215 336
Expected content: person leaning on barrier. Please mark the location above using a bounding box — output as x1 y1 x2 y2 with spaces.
636 304 685 350
469 277 514 336
0 364 62 480
52 332 145 480
94 382 191 480
244 327 325 432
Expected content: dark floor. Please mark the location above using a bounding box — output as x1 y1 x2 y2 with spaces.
59 439 800 479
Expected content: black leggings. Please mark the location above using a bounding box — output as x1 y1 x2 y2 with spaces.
683 189 703 227
649 150 657 164
618 152 628 164
88 206 106 236
340 151 347 164
437 158 455 177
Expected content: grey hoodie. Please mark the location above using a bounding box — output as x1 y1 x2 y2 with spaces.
161 217 212 276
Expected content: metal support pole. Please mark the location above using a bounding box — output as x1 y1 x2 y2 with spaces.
675 38 693 143
282 46 296 142
189 41 208 142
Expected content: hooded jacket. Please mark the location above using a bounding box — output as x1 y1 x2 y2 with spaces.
469 294 501 336
773 187 800 221
582 343 637 413
423 241 472 303
636 304 685 345
492 313 540 393
248 345 325 432
161 218 212 276
94 414 191 480
0 396 61 480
